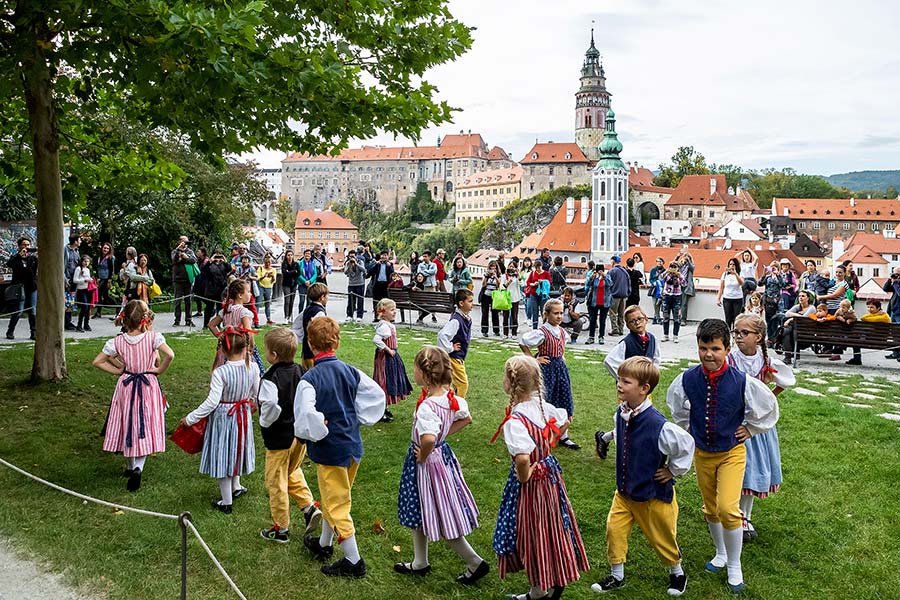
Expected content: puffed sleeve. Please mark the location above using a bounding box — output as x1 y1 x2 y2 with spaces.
658 422 695 477
604 341 626 379
503 419 536 456
292 314 304 345
768 357 796 389
744 376 779 436
102 337 118 357
652 336 662 367
437 319 459 352
453 396 471 421
293 380 328 441
373 321 392 350
353 369 387 425
153 332 166 350
257 379 282 428
186 368 225 425
547 403 569 425
666 373 691 432
520 328 545 348
415 403 442 437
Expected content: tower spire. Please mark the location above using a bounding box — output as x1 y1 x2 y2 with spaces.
596 107 624 170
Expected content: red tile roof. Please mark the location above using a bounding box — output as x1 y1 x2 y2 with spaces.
458 166 523 189
628 167 656 186
665 175 728 206
294 209 358 230
488 146 511 161
283 133 506 162
632 183 675 194
738 219 766 239
837 244 888 264
519 143 590 165
843 232 900 254
528 198 593 252
772 197 900 221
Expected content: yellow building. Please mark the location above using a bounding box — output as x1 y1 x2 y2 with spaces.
455 166 523 224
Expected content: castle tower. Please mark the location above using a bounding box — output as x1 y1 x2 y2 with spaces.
591 108 629 259
575 29 611 163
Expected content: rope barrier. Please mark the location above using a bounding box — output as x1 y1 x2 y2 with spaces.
183 519 248 600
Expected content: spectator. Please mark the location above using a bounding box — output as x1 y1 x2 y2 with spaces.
648 256 665 324
607 255 630 336
5 237 37 340
819 264 849 315
228 243 242 271
367 250 394 319
842 260 860 294
448 256 473 293
659 261 685 343
280 250 300 324
519 256 533 285
119 246 138 301
737 248 759 299
496 251 507 276
94 242 116 320
133 253 155 303
883 268 900 358
343 248 366 323
311 244 328 286
828 299 857 362
501 261 522 338
524 258 552 329
170 235 197 327
258 254 277 325
585 262 611 345
538 247 552 271
677 252 695 325
234 253 261 327
64 232 81 331
408 251 421 284
759 261 785 340
415 251 438 324
297 248 318 313
549 256 568 296
192 247 208 319
201 250 230 327
780 290 817 365
848 299 891 365
559 286 586 343
798 260 821 294
434 248 447 292
779 258 798 310
625 257 643 307
322 249 333 284
717 257 745 329
479 261 501 336
72 254 93 332
631 252 645 282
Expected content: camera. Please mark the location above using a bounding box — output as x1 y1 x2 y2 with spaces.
892 273 900 280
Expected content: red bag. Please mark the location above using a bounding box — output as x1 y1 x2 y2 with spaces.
169 419 207 454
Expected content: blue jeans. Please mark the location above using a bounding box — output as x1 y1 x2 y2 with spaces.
525 295 543 328
260 286 273 321
662 295 681 337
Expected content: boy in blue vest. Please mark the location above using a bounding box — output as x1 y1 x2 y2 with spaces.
595 306 662 459
257 327 322 544
294 316 386 577
292 282 328 372
437 289 475 399
666 319 778 594
591 357 694 596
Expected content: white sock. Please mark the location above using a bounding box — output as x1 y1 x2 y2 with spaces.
232 475 242 491
707 521 727 567
319 522 335 547
217 478 233 505
724 527 744 585
303 504 317 515
670 563 684 576
601 431 614 443
412 528 429 569
126 457 135 470
530 586 549 598
611 563 625 580
340 535 361 564
739 495 754 522
447 536 483 571
132 456 146 472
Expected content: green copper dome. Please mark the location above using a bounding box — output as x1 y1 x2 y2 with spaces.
595 108 624 170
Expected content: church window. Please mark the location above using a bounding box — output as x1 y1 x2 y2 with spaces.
600 206 606 221
600 181 606 197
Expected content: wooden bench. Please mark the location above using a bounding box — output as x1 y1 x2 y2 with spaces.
793 318 900 366
387 288 455 321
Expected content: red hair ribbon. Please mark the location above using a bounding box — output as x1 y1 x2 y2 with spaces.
236 325 259 336
139 316 151 328
761 365 778 377
415 388 428 410
542 417 561 448
446 389 460 412
220 327 241 352
490 405 513 444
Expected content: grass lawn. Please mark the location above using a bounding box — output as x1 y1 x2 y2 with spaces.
1 325 899 599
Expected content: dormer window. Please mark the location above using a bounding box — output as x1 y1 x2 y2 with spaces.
564 152 572 160
314 218 322 225
531 152 538 160
303 218 310 226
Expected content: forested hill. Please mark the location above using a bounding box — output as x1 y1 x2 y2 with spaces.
826 170 900 192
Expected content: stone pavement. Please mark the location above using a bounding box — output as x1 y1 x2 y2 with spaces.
0 538 98 599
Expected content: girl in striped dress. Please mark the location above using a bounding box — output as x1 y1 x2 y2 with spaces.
182 328 259 514
727 313 794 543
395 346 489 584
208 279 264 375
373 298 413 422
491 355 588 600
519 298 579 449
93 300 174 492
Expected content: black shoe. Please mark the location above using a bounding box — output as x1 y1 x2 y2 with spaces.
75 327 85 333
192 312 203 318
83 324 92 332
122 468 134 477
185 321 195 328
232 487 248 499
595 431 610 460
126 468 142 492
845 359 862 365
173 321 181 327
322 557 366 578
29 332 35 340
456 560 489 585
211 500 233 514
394 562 432 576
667 573 687 596
5 332 13 340
560 438 581 450
380 408 394 423
260 525 289 544
65 323 76 331
591 575 625 593
303 505 323 535
303 534 333 561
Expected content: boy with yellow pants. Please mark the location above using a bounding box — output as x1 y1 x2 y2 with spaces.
667 319 778 594
591 357 694 597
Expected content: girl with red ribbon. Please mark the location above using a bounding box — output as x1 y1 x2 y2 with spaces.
372 298 413 422
208 279 264 375
182 327 259 514
395 346 488 584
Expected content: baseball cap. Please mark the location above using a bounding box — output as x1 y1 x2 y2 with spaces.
779 258 791 265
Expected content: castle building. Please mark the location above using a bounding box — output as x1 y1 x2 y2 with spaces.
518 142 592 200
574 30 611 163
455 166 523 224
591 109 629 258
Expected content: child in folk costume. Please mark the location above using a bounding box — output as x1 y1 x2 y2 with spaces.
590 357 694 596
257 328 322 543
519 298 579 450
437 289 475 399
491 355 589 600
208 279 264 375
93 300 174 492
666 319 778 594
373 298 413 423
728 314 794 543
294 317 386 578
182 328 259 514
292 282 329 372
394 346 489 584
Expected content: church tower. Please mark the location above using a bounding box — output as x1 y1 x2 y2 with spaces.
575 29 611 163
591 107 629 259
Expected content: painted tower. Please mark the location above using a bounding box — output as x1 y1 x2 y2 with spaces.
575 29 611 163
591 108 629 259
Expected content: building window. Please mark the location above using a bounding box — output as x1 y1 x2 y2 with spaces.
874 268 880 277
688 210 693 218
600 181 606 197
530 182 535 191
856 267 863 277
872 222 880 231
813 222 820 229
797 222 805 228
858 223 865 230
549 182 555 190
566 167 572 175
549 166 554 176
709 211 715 218
828 222 835 230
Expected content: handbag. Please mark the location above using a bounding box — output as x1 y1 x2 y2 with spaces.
148 282 162 299
492 288 512 311
186 262 201 284
169 418 207 454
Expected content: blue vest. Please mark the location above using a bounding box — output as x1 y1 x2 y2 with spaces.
301 303 326 359
449 311 471 360
623 332 656 361
300 356 363 466
683 365 747 452
615 405 674 503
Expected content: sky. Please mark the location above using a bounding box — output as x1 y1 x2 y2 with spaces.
248 0 900 176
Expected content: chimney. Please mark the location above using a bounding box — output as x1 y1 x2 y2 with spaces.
849 197 856 207
566 197 575 224
580 197 590 224
710 177 717 195
832 237 845 264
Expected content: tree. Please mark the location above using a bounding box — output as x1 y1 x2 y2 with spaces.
709 163 746 190
412 227 465 257
1 0 472 381
653 146 710 187
744 169 847 208
274 196 294 232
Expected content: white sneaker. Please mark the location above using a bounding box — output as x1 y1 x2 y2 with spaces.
663 335 670 342
673 336 679 343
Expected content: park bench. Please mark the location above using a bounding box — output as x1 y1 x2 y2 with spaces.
387 288 455 322
793 318 900 366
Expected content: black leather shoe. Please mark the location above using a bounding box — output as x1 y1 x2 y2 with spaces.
322 557 366 578
560 438 581 450
457 560 489 585
394 562 431 576
303 534 333 561
594 431 610 460
126 468 142 492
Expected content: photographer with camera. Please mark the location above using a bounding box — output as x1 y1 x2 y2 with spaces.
5 237 37 340
171 235 197 327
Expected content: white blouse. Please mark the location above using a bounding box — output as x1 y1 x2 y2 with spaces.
611 399 695 477
520 323 566 348
186 360 260 426
604 334 662 380
292 369 386 441
102 332 166 356
416 391 471 437
373 320 395 350
728 348 796 390
740 262 758 280
721 273 744 299
504 275 523 303
502 393 570 456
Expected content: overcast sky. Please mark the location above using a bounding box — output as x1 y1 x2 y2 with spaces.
249 0 900 176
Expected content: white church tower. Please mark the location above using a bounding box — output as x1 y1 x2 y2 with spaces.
591 107 629 260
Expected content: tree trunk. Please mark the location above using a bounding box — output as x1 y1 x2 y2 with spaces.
24 21 67 381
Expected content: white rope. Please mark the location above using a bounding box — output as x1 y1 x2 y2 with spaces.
184 520 248 600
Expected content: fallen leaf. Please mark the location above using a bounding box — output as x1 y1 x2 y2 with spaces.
372 519 386 534
492 457 502 464
17 405 28 411
112 509 124 516
392 545 401 553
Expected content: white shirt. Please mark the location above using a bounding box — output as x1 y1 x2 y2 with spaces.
721 273 744 300
504 274 523 303
502 393 570 456
292 368 386 441
520 323 567 348
102 331 166 356
437 309 470 352
373 320 395 350
416 391 471 437
256 379 282 428
186 360 260 426
292 305 327 345
740 262 757 280
666 369 779 437
612 399 695 477
728 348 795 390
604 334 662 380
73 266 91 290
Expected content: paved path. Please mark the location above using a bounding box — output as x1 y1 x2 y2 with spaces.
0 538 98 599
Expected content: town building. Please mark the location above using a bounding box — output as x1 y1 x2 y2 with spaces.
834 230 900 275
591 108 629 258
663 175 760 227
455 166 523 224
629 165 673 232
713 217 766 242
252 167 283 229
293 209 359 261
789 233 828 267
772 197 900 243
519 143 592 200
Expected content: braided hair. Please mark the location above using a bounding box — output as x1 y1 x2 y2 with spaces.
218 327 251 368
734 313 774 385
223 279 250 314
503 355 547 424
414 346 453 390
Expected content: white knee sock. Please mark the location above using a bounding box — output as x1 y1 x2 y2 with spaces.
611 563 625 580
601 431 614 443
340 535 361 564
217 478 233 505
132 456 146 472
447 536 483 571
707 521 727 567
739 495 754 522
669 563 684 576
530 586 549 598
724 527 744 585
232 475 241 491
412 528 429 569
319 522 335 547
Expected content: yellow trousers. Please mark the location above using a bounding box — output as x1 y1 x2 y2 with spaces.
317 460 360 542
606 490 681 566
264 439 315 530
695 444 746 530
450 357 469 398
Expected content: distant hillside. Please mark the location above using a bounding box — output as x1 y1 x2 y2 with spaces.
826 170 900 192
